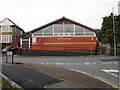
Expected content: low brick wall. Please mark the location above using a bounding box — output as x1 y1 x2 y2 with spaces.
19 49 96 56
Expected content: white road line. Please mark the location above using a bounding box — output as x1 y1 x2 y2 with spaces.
40 62 117 66
84 62 92 65
102 70 119 72
75 63 84 65
92 62 96 65
102 69 119 77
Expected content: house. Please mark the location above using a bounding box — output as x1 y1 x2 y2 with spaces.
0 18 25 48
21 17 98 55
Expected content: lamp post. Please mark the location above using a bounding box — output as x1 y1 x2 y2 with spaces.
112 7 116 56
118 1 120 15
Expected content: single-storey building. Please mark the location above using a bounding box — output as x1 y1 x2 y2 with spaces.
20 17 99 55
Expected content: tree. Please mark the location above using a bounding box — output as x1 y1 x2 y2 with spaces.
100 14 120 48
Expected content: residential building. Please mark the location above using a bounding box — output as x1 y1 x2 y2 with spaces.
0 18 25 48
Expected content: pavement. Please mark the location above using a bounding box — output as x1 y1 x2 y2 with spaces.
2 63 80 89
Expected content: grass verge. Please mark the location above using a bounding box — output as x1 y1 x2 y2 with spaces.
0 76 17 89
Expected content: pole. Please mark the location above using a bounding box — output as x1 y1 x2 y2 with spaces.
6 53 8 63
11 54 14 64
118 56 120 90
118 1 120 15
117 56 120 90
112 7 117 56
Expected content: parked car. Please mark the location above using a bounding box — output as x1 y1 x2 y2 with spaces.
2 46 17 53
117 45 120 48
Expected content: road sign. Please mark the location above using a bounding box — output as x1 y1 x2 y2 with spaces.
7 51 13 56
6 51 14 64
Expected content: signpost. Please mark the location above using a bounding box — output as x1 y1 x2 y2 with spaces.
6 53 8 63
7 51 13 56
6 51 14 64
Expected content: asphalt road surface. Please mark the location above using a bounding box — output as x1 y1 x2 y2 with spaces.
2 63 61 89
2 55 120 87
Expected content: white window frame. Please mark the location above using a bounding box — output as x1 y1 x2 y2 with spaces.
21 31 23 34
32 24 96 37
1 25 12 32
32 38 36 43
1 35 12 43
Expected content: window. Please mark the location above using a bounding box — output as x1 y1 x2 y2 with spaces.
44 26 53 33
21 31 23 34
2 35 12 43
33 29 43 37
85 29 94 36
32 38 36 43
75 25 84 36
1 25 12 32
64 24 73 33
32 24 95 37
44 26 53 36
33 26 53 37
75 25 95 36
54 24 63 33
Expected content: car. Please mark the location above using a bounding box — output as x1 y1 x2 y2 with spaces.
117 45 120 48
2 46 15 53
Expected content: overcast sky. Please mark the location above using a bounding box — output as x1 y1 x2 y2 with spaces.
0 0 119 32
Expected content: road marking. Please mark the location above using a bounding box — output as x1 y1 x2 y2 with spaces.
84 62 92 65
102 70 119 72
102 69 119 77
92 62 96 65
40 62 117 66
75 63 84 65
102 62 113 64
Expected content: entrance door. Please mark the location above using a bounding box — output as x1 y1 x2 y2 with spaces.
22 41 29 49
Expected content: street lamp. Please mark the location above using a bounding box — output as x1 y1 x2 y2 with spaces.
112 1 120 56
112 7 116 56
114 2 120 89
118 1 120 15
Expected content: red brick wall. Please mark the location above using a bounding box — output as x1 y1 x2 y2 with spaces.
32 36 97 51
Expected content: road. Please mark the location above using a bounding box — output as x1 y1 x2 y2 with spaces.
2 55 120 87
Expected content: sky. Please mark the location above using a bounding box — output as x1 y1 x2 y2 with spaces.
0 0 119 32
